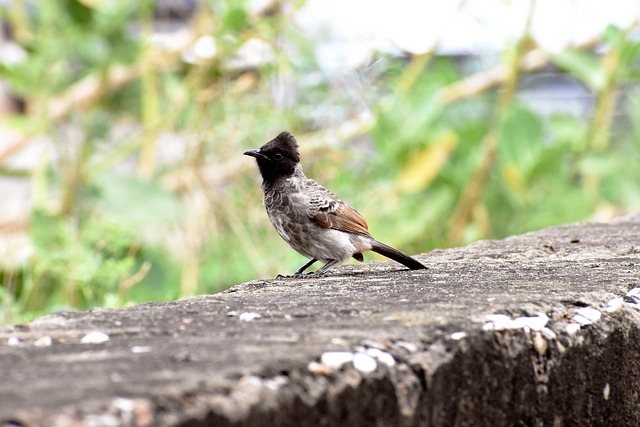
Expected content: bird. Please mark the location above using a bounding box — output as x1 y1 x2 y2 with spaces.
244 131 427 277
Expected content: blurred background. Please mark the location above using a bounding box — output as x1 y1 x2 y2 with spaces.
0 0 638 324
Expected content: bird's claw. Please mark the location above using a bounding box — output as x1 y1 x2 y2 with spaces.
300 270 329 278
274 273 309 279
275 271 330 279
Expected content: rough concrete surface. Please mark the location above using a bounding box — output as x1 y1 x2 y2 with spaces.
1 214 639 427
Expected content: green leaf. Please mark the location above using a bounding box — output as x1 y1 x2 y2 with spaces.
604 25 624 47
578 154 620 178
550 50 605 90
29 210 71 253
498 105 543 177
65 0 94 28
223 8 249 34
549 114 587 151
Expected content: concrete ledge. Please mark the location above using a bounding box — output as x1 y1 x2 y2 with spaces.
1 214 639 426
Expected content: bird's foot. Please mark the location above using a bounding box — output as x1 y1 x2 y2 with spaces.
300 270 330 278
275 271 330 279
275 273 310 279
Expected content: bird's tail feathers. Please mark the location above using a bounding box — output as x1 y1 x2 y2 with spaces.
370 240 427 270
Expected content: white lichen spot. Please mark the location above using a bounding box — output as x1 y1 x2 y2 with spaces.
532 332 548 356
34 336 52 347
565 323 581 335
513 313 549 332
365 348 395 367
238 375 263 389
320 351 354 369
264 376 288 391
396 341 418 352
603 383 611 400
541 327 557 340
572 307 601 326
625 288 640 309
450 331 467 340
482 313 548 332
627 288 640 298
353 352 377 373
605 297 624 313
80 331 110 344
482 314 512 331
239 312 261 322
131 345 152 354
112 397 136 412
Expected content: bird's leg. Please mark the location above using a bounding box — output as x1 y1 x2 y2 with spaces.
292 259 318 278
305 259 339 278
275 258 318 279
276 259 340 279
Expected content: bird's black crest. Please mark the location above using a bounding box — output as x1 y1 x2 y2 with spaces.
262 131 300 163
245 131 301 183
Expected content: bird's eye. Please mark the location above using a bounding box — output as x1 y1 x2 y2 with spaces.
273 152 283 160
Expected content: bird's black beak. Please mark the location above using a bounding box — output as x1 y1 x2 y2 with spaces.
243 148 270 161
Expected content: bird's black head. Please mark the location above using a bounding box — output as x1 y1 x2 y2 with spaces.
244 131 301 183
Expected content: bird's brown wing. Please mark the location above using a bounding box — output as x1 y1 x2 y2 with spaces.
305 180 370 236
313 203 370 235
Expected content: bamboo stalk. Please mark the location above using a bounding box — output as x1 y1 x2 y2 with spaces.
585 34 627 150
138 0 160 179
446 1 536 246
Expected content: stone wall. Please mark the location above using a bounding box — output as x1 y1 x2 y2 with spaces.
1 215 639 426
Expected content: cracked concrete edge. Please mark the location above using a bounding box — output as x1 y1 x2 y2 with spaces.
14 285 639 427
164 294 640 427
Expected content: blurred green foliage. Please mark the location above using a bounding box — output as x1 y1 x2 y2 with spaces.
0 1 639 324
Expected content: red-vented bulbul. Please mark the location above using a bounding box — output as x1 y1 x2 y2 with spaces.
244 131 427 277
